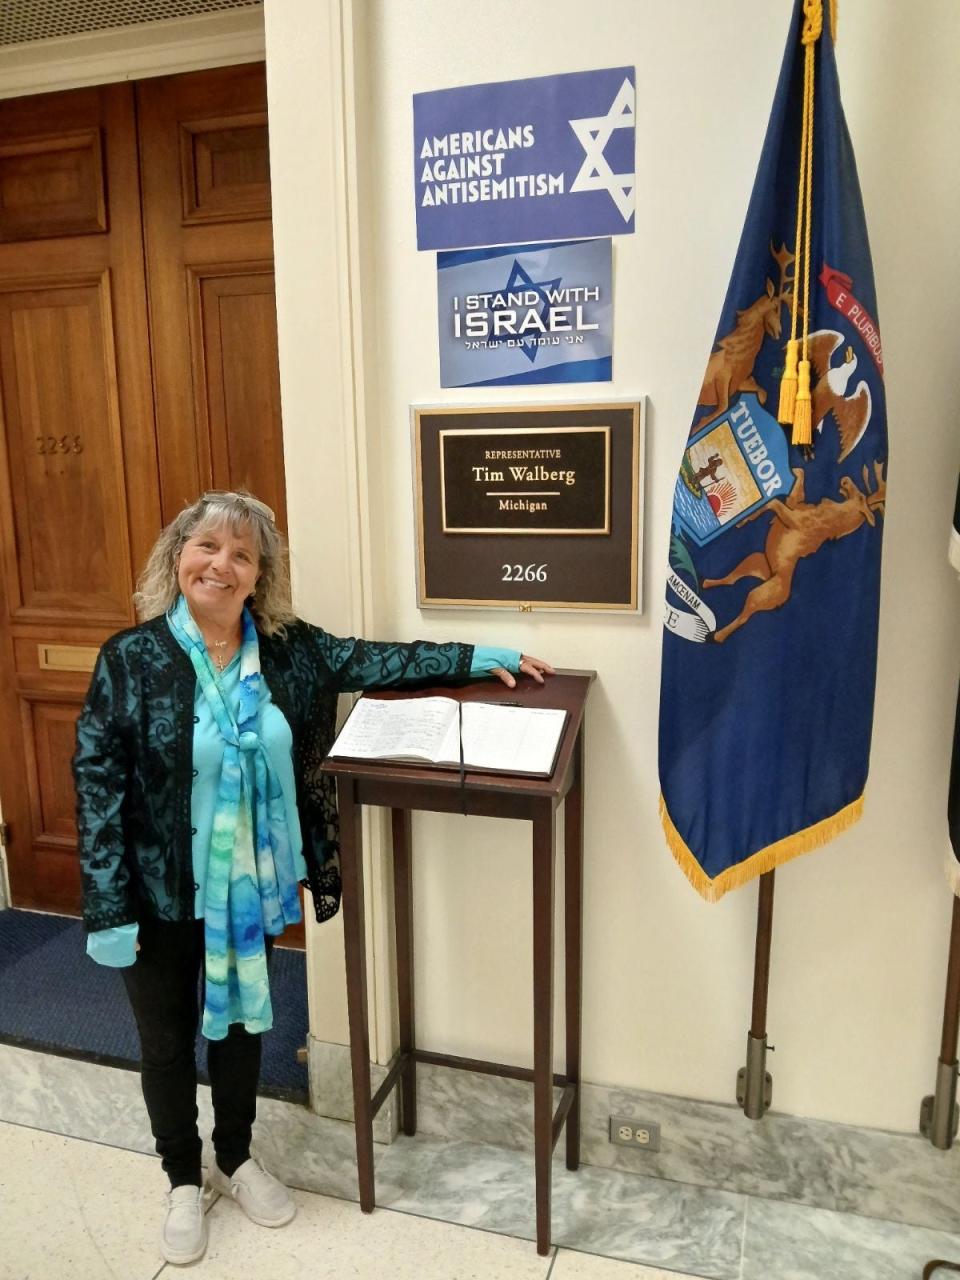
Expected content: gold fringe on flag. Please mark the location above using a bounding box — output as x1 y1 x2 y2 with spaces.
659 792 864 903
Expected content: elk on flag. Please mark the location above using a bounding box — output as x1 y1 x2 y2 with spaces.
659 0 887 901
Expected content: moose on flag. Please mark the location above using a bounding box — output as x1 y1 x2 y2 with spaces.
659 0 888 900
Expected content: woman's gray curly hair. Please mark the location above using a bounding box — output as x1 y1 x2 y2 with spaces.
134 491 296 636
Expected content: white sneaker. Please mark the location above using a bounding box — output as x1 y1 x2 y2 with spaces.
161 1185 207 1265
210 1157 296 1227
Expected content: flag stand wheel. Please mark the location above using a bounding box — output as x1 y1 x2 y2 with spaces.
736 870 775 1119
919 896 960 1148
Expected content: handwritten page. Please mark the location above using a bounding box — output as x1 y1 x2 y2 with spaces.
328 696 457 762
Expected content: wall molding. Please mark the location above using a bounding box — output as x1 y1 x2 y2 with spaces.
262 0 392 1058
0 9 265 100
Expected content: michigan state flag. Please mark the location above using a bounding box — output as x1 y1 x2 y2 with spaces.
659 0 888 900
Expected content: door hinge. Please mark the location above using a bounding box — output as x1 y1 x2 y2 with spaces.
0 822 8 849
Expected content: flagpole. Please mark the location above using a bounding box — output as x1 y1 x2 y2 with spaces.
920 895 960 1148
737 870 775 1119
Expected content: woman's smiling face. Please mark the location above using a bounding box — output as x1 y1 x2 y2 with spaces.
177 521 260 625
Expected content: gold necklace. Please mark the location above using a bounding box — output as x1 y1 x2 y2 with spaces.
209 638 231 673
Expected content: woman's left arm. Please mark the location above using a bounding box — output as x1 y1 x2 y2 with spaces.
308 629 474 692
304 628 552 693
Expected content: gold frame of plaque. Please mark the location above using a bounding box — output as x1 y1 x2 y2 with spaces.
412 400 643 612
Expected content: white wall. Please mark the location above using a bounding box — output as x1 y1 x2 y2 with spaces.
269 0 960 1133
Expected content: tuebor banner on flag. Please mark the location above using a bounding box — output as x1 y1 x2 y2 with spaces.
658 0 888 901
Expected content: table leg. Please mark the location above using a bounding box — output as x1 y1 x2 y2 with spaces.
339 779 376 1212
564 725 584 1171
532 798 557 1257
392 807 417 1136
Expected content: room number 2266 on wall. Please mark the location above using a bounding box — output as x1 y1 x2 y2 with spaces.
502 563 548 582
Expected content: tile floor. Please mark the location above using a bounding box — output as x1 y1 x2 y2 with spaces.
0 1120 703 1280
3 1114 960 1280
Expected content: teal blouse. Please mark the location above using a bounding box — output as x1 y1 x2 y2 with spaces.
87 643 520 967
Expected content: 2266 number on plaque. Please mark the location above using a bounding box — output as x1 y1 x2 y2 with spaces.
501 563 548 583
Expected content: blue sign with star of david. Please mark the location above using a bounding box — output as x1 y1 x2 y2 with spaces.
413 67 636 251
436 238 613 387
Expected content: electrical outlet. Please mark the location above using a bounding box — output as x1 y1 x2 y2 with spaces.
609 1115 661 1152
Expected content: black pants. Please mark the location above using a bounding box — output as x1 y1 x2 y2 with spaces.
121 917 273 1188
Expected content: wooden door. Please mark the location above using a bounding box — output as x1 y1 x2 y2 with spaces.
136 64 287 528
0 82 161 913
0 65 298 943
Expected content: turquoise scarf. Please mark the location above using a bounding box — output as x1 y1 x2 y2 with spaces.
168 595 301 1040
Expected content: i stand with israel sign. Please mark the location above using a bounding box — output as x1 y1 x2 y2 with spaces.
414 68 636 251
437 238 613 388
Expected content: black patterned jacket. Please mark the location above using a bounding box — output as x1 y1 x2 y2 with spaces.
72 614 473 932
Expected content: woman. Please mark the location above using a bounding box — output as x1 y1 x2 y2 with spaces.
73 490 552 1266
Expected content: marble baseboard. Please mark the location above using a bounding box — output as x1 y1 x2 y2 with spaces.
307 1038 960 1236
308 1036 398 1145
577 1084 960 1236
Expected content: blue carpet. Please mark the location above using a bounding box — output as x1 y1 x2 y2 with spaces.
0 909 309 1101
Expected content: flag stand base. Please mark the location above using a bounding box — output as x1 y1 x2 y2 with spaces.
923 896 960 1149
920 1059 959 1149
738 872 775 1120
737 1032 772 1119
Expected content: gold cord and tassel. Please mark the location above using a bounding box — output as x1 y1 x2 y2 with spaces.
777 338 799 424
777 0 825 446
776 0 811 426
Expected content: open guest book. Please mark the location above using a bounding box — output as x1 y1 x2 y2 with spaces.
327 695 568 778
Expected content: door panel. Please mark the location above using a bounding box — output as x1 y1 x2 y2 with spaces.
21 693 93 910
179 112 271 223
0 128 107 242
24 697 80 843
0 276 134 622
190 266 286 524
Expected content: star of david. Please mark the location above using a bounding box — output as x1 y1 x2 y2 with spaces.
568 77 636 222
501 260 562 364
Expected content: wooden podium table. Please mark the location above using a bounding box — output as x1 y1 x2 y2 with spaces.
321 670 594 1255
